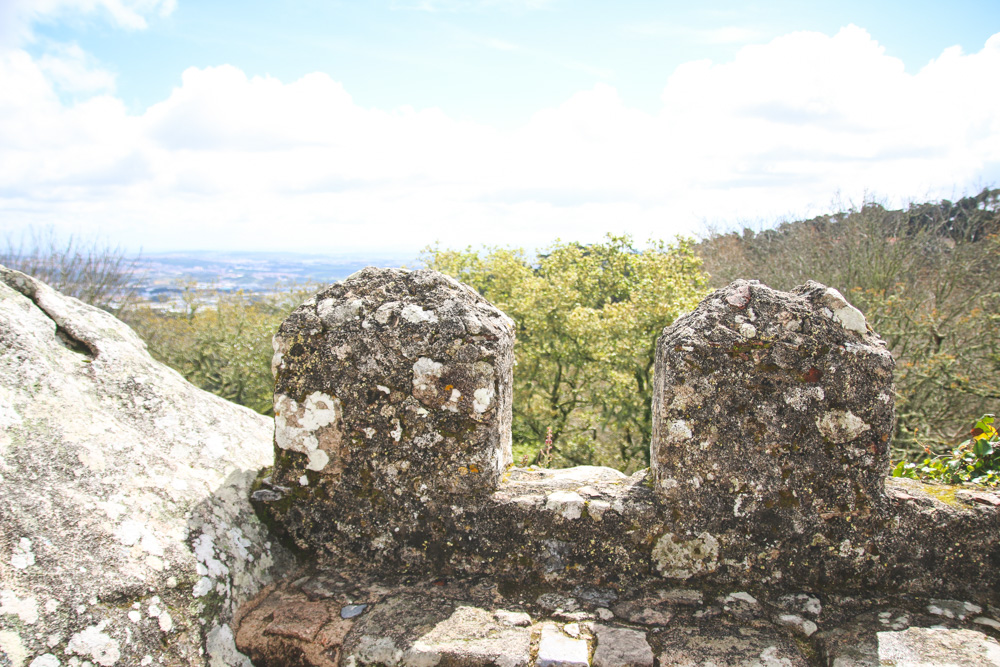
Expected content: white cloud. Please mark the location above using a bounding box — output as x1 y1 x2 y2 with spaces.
390 0 554 12
657 25 1000 208
0 0 175 48
37 42 116 94
0 25 998 253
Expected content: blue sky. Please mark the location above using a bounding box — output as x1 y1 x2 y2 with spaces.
1 0 999 254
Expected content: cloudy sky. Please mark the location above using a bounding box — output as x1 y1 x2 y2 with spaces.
1 1 998 254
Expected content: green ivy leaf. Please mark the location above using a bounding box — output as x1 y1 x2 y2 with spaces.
973 439 994 458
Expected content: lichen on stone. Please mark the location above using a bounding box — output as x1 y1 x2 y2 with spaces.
652 532 720 579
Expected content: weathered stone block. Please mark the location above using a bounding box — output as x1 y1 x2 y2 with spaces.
264 267 514 555
592 624 654 667
655 624 810 666
651 279 895 533
878 627 1000 666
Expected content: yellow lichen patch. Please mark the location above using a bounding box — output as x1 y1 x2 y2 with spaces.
919 483 963 507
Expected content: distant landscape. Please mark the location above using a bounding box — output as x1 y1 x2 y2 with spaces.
134 250 415 307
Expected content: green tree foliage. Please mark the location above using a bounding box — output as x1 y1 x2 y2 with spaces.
422 235 707 472
698 188 1000 460
124 284 316 415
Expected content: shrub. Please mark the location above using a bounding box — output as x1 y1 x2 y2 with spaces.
892 414 1000 486
124 283 317 415
1 227 140 314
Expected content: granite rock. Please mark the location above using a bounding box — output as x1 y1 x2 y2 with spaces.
0 265 291 666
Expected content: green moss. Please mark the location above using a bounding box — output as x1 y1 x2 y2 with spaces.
919 483 963 507
778 489 800 508
192 588 227 622
437 424 478 440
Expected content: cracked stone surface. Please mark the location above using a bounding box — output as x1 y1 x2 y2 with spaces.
235 570 1000 667
0 265 292 666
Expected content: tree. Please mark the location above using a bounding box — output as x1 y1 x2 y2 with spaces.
697 189 1000 459
1 227 140 314
125 284 317 415
422 234 707 471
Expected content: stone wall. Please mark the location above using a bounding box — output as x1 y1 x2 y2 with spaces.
253 270 999 599
242 269 1000 666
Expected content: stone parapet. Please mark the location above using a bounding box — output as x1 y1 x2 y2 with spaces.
253 270 1000 605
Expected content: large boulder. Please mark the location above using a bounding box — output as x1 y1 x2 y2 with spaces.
0 266 291 667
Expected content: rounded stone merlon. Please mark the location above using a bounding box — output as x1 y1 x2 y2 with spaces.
651 279 894 532
266 267 516 550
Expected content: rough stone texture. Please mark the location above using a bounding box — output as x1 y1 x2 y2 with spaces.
237 573 536 667
241 274 1000 663
655 625 809 667
592 624 654 667
0 265 291 666
404 605 532 667
536 623 589 667
877 627 1000 666
645 280 1000 600
817 609 1000 666
237 568 1000 667
262 267 515 565
256 275 1000 600
256 270 672 586
652 279 894 542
